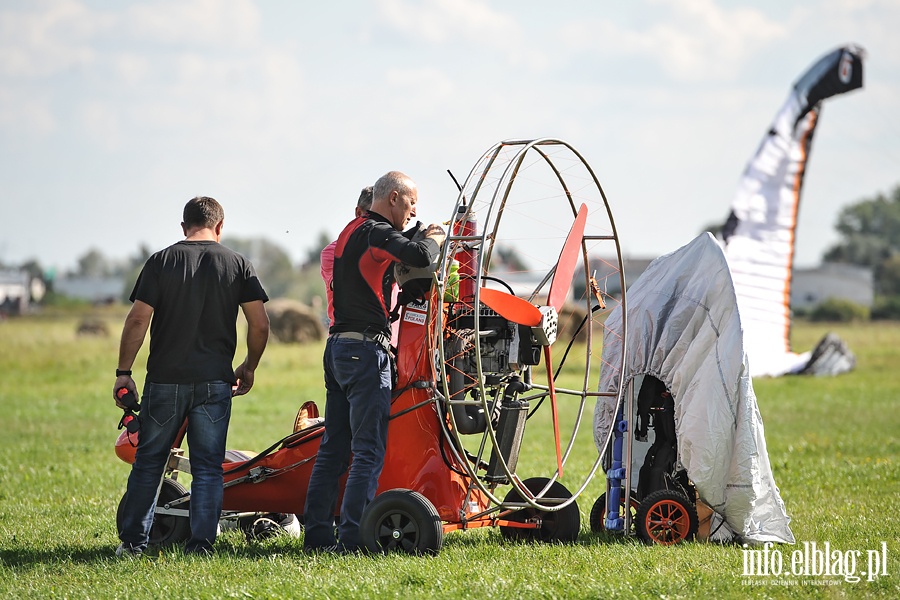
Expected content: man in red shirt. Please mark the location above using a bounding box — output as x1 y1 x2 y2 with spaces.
321 186 373 327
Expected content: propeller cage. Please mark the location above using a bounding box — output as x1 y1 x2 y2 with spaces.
429 138 628 514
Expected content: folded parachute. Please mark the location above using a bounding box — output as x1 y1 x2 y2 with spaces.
594 233 795 544
721 45 864 377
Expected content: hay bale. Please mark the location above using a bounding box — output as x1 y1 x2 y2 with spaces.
558 303 590 344
266 298 325 344
77 318 110 337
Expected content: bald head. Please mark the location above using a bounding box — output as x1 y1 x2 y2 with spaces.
370 171 418 230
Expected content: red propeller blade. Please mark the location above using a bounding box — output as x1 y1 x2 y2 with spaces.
544 346 563 478
547 203 588 312
478 288 542 327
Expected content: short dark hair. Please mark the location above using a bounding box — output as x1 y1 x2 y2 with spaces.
358 186 374 211
183 196 224 229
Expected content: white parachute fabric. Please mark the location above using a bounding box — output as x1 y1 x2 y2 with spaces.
797 332 856 375
594 233 794 543
721 45 864 377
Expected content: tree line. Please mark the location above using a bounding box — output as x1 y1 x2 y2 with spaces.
5 184 900 317
814 184 900 319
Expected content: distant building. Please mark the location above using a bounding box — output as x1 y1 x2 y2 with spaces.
790 263 874 310
488 256 651 303
586 256 654 297
54 276 125 304
0 269 30 315
588 256 874 311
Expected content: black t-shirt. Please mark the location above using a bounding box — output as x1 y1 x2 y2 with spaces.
331 213 438 338
130 240 268 384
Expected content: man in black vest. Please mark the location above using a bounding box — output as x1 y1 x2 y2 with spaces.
303 171 444 553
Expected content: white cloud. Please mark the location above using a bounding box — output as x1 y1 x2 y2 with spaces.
126 0 262 48
0 0 897 273
111 53 153 88
143 49 306 140
111 1 304 141
813 0 900 69
0 0 307 151
376 0 548 68
0 0 109 77
559 0 787 82
0 88 55 135
378 0 516 44
385 66 455 103
80 100 121 149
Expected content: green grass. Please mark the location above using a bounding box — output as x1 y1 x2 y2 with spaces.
1 312 898 598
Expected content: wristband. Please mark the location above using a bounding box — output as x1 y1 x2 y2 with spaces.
116 369 132 377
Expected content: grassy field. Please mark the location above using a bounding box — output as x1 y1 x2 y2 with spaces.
0 309 898 599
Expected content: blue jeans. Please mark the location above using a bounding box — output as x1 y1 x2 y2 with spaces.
303 337 392 551
118 381 232 553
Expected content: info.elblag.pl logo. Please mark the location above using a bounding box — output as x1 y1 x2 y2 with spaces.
741 541 890 585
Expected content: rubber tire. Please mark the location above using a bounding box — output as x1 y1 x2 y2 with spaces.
117 478 191 546
635 489 698 545
360 489 443 555
589 491 640 533
499 477 580 543
239 513 297 541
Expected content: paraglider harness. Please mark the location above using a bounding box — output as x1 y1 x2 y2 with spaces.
635 376 694 501
390 221 439 311
386 221 440 390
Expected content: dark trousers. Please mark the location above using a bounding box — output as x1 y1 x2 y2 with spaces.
118 381 232 553
303 336 391 550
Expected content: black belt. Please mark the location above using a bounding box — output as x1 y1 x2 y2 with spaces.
330 331 391 352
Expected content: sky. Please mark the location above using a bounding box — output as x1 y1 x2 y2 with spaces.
2 0 899 275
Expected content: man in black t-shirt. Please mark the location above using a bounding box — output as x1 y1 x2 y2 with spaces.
303 171 445 553
113 196 269 557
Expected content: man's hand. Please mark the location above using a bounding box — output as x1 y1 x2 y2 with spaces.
235 299 268 397
113 376 138 408
114 300 152 408
424 223 446 247
233 360 255 397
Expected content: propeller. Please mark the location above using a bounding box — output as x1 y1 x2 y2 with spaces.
474 204 588 478
477 288 542 326
542 203 588 478
477 203 588 327
548 204 588 312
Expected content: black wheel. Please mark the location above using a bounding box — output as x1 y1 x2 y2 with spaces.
117 478 191 546
635 489 698 545
499 477 580 543
360 489 443 555
589 491 639 533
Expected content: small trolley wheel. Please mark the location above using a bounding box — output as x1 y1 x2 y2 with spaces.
360 489 443 555
499 477 580 543
589 491 640 533
117 478 191 546
635 489 698 545
239 512 301 542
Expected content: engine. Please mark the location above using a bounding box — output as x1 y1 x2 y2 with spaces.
443 300 541 436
